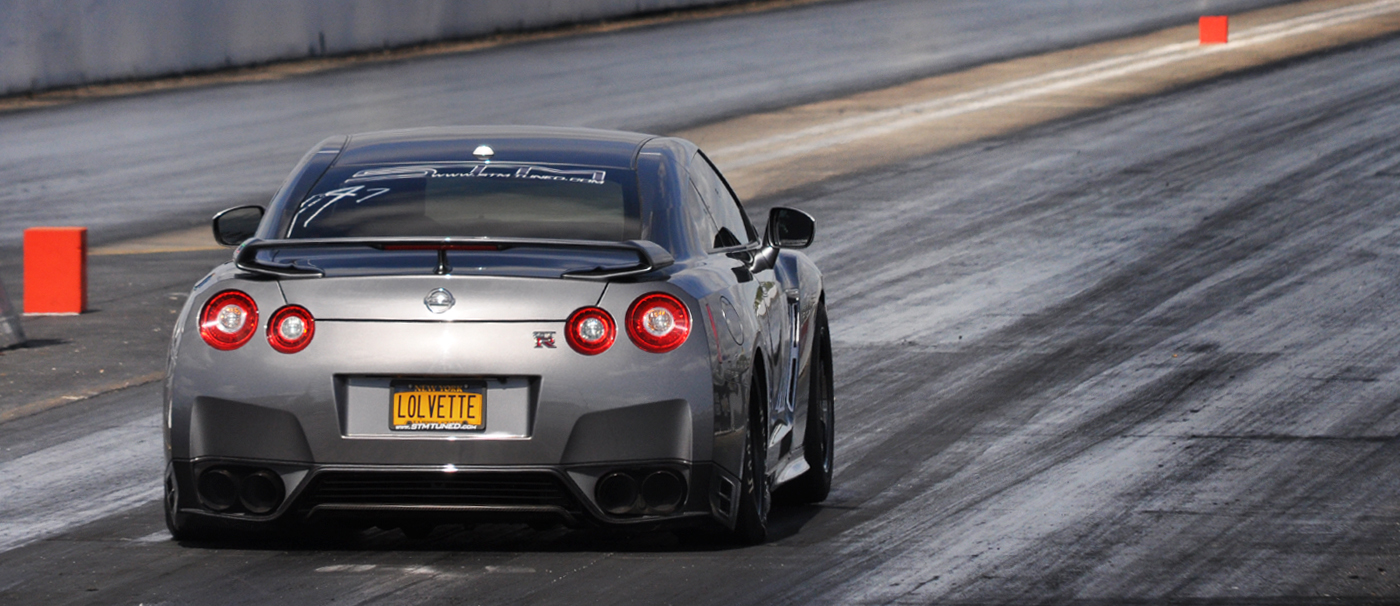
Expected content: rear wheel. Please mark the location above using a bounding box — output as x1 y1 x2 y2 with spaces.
165 463 222 542
732 375 771 545
788 303 834 503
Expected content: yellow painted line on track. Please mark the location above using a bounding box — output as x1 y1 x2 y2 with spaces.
90 227 224 255
0 371 164 424
687 0 1400 199
716 0 1400 168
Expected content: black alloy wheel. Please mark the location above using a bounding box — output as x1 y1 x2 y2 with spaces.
165 463 218 541
732 372 771 545
788 302 834 503
164 463 181 537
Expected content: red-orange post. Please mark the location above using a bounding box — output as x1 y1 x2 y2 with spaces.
24 227 88 315
1200 16 1229 44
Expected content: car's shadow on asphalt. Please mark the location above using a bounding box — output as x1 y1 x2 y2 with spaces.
177 503 831 553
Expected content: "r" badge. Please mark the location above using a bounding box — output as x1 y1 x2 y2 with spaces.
533 331 557 349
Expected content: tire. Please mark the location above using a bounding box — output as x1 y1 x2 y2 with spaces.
731 374 771 545
787 303 834 503
164 463 221 542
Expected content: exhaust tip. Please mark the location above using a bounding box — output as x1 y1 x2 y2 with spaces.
196 468 240 512
239 470 285 515
595 472 639 515
641 470 685 514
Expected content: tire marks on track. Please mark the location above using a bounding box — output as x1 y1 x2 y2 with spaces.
0 406 162 553
764 37 1400 603
8 7 1400 606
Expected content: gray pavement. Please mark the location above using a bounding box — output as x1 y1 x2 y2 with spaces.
0 249 227 415
0 0 1292 251
1 18 1399 605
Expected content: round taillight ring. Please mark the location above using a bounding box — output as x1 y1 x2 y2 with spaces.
267 305 316 354
199 290 259 351
626 293 691 354
565 307 616 356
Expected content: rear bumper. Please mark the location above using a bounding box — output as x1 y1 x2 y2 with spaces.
170 458 738 530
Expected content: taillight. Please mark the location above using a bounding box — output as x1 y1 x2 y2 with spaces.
566 307 616 355
199 290 258 351
626 293 691 354
267 305 315 353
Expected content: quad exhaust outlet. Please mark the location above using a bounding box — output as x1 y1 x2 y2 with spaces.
595 469 686 516
195 466 286 516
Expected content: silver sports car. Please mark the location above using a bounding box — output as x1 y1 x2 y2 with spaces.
164 126 833 544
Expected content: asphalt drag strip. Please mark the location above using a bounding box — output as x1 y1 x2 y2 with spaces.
755 34 1400 602
0 383 162 554
0 0 1300 251
0 249 229 420
75 0 1400 257
5 6 1400 606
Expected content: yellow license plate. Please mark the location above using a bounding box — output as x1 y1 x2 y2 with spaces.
390 384 485 431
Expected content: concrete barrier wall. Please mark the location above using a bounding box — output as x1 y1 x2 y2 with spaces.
0 0 734 96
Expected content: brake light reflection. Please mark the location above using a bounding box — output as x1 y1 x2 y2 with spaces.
199 290 259 351
626 293 691 354
565 307 616 355
267 305 316 353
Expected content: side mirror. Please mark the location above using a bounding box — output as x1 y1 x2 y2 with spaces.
765 207 815 249
212 205 265 246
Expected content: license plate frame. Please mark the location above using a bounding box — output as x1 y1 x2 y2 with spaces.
389 380 486 432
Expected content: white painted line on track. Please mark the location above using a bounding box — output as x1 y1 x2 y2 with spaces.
713 0 1400 170
0 413 163 554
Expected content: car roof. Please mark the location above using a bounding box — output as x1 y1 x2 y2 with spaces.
333 126 657 169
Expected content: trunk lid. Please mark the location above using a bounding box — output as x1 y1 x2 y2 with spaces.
279 274 604 322
241 240 672 321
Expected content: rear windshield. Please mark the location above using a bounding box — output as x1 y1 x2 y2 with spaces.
286 163 640 241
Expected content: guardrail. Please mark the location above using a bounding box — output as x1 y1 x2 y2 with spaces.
0 0 734 96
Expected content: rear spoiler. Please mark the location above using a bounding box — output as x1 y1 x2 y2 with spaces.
232 237 674 280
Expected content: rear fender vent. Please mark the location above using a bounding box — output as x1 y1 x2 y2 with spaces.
715 474 738 519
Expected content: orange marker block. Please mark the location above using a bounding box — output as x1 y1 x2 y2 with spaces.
1200 16 1229 44
24 227 88 315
